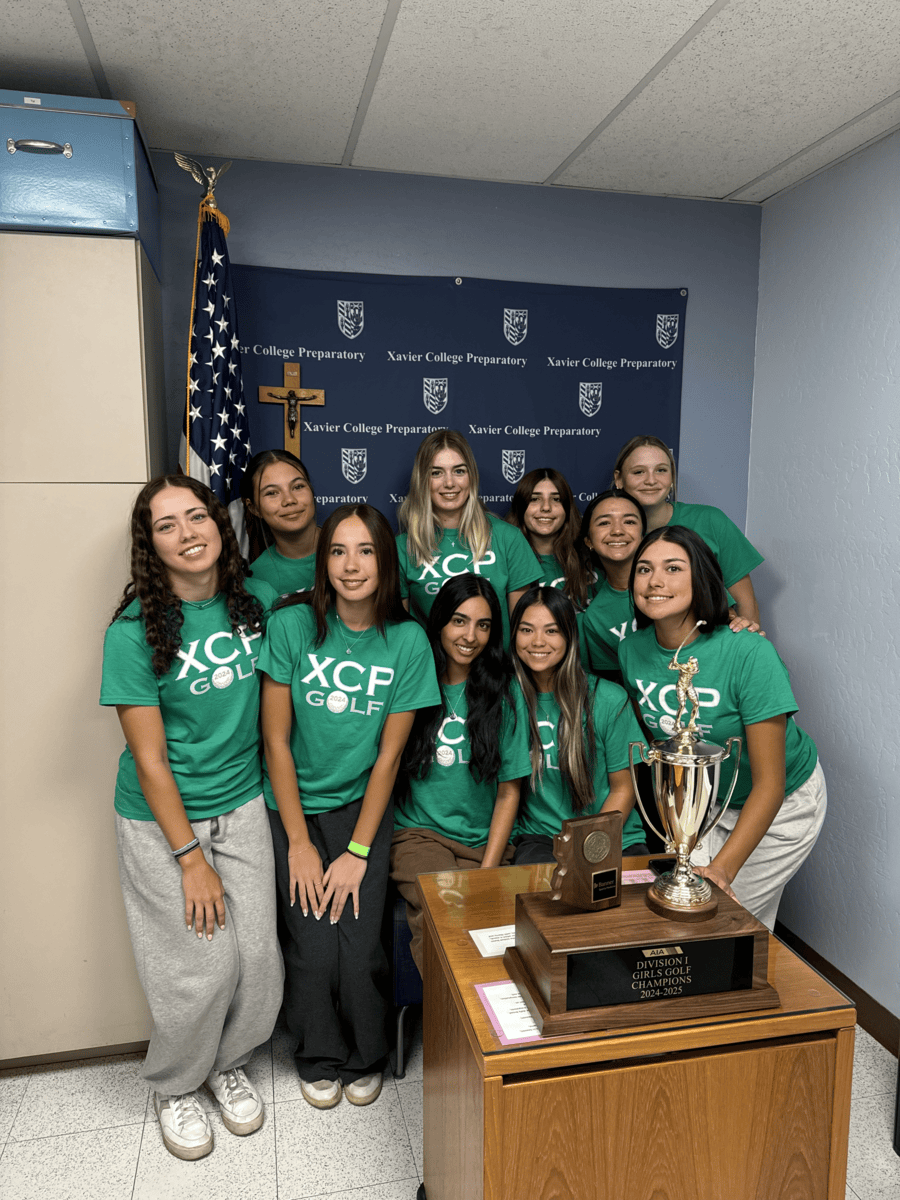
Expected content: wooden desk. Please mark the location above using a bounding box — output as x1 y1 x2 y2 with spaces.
418 863 855 1200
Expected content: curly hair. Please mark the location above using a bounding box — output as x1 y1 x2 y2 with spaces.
110 476 265 676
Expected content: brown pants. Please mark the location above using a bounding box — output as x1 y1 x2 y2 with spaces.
390 827 514 973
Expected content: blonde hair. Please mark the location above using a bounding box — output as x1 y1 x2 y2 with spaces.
612 435 677 504
398 430 491 567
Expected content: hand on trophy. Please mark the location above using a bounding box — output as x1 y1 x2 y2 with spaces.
693 861 738 903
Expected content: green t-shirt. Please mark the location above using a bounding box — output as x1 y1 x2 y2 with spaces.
536 552 565 589
397 513 539 645
669 502 764 588
257 605 441 814
618 624 818 809
516 681 646 848
99 579 278 821
582 578 637 673
394 681 531 847
249 545 316 597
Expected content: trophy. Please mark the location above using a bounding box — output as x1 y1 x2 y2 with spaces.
548 812 622 912
630 624 742 921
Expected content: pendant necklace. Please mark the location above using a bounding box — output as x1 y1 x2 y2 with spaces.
182 594 220 610
436 681 466 766
335 611 372 656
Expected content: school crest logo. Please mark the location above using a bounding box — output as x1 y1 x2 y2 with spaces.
337 300 364 340
579 382 603 417
423 377 448 414
503 308 528 346
655 314 679 349
341 448 367 484
502 450 526 484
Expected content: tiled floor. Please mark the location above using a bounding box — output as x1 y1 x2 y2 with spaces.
1 1015 896 1200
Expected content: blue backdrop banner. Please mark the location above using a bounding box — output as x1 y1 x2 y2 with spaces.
230 267 687 523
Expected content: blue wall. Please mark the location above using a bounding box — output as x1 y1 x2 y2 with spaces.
153 153 760 522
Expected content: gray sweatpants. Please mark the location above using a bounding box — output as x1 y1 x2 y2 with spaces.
116 794 284 1095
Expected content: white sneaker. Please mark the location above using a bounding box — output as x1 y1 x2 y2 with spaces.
300 1077 342 1109
154 1092 214 1160
344 1072 383 1106
205 1067 265 1135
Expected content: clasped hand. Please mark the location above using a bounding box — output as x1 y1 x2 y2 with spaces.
288 845 367 922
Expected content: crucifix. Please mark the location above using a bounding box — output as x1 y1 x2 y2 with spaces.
258 362 325 458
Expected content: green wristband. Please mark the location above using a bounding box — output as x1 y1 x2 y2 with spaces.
348 840 370 859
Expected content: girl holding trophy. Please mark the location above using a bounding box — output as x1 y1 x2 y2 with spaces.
620 525 826 929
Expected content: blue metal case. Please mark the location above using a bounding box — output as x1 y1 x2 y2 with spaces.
0 90 160 272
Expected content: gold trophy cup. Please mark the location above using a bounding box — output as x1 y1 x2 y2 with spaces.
630 625 742 921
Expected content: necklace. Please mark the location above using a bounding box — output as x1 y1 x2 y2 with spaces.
436 681 466 765
335 611 373 655
181 594 220 609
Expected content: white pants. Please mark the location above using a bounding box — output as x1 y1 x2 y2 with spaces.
692 761 827 930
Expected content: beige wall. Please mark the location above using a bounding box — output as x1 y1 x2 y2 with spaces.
0 232 164 1061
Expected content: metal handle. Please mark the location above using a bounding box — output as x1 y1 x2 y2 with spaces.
629 742 671 848
701 737 743 842
7 139 73 158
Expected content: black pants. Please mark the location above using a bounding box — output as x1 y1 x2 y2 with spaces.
267 800 392 1084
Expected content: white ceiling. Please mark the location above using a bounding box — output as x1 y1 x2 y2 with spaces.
3 0 899 203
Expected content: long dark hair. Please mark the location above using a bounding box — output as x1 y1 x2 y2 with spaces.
505 467 592 608
275 503 409 645
110 476 264 676
580 487 647 578
629 526 730 630
403 575 516 787
240 448 316 563
510 586 597 814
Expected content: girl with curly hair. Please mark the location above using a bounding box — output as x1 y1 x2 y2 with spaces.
391 574 531 972
100 476 283 1162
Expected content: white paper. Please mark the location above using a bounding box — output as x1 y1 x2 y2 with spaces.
481 982 541 1041
469 924 516 957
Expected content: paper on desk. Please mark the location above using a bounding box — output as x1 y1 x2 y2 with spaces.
623 869 656 883
469 925 516 957
475 981 542 1044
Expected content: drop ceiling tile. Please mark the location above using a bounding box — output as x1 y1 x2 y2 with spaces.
81 0 387 162
2 0 99 99
557 0 900 198
352 0 713 182
731 96 900 201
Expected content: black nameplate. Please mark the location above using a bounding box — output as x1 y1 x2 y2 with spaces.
566 936 755 1011
591 869 618 903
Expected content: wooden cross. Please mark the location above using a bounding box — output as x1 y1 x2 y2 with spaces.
258 362 325 459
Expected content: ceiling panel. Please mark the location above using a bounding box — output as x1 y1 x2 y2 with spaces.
81 0 387 163
352 0 713 182
556 0 900 198
2 0 99 99
731 92 900 202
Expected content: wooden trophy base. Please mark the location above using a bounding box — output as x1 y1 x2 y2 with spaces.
503 882 779 1036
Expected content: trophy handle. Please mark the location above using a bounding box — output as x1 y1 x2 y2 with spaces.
629 741 669 848
701 737 743 841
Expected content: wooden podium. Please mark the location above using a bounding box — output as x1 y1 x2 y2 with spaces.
417 862 855 1200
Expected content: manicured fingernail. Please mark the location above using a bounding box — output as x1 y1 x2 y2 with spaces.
314 912 321 921
197 931 203 939
330 918 336 925
354 911 358 920
218 923 225 930
301 908 307 917
207 933 213 941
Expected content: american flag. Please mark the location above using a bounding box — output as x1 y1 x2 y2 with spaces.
183 210 250 553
